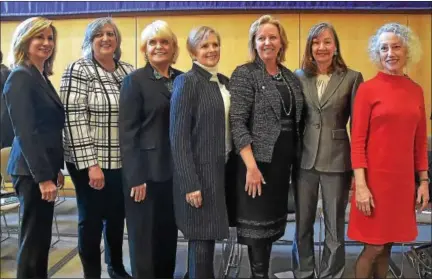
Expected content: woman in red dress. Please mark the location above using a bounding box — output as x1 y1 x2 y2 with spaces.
348 23 430 278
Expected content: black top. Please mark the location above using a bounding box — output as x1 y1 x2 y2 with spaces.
272 73 295 132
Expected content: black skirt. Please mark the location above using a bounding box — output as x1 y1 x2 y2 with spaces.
235 129 295 246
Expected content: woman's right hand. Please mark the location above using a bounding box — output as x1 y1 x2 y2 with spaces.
88 164 105 190
245 166 266 198
39 180 57 202
355 182 375 216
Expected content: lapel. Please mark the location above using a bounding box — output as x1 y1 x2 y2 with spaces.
144 63 173 99
253 58 281 119
217 73 229 89
319 70 346 107
305 75 320 109
30 65 62 108
192 63 224 107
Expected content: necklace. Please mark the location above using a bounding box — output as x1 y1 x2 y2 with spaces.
271 70 293 116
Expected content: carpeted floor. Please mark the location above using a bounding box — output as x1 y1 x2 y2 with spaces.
1 198 430 278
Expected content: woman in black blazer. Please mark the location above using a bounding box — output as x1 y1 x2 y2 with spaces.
229 15 304 278
119 20 182 279
170 26 231 279
3 17 64 279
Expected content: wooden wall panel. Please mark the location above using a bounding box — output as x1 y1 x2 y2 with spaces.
50 18 91 91
136 14 300 76
407 14 432 136
299 14 408 80
0 13 430 135
111 17 137 68
0 21 19 65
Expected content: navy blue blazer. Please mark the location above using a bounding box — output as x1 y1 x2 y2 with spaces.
119 63 183 188
3 64 64 183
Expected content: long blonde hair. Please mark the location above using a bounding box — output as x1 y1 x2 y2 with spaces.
9 17 57 75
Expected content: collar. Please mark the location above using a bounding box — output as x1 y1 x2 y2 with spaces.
153 66 175 80
192 62 221 83
193 61 218 78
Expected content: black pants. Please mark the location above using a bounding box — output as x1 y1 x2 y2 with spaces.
187 240 215 279
124 179 178 278
66 163 125 278
12 175 55 279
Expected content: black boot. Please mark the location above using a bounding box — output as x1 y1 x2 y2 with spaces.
107 265 132 279
248 244 272 279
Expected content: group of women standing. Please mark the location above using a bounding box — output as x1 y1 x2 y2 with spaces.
2 12 429 279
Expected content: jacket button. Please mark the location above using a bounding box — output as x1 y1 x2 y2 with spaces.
315 124 321 129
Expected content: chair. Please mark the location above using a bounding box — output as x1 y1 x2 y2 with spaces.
0 147 61 247
405 243 432 279
1 147 12 189
398 208 432 279
1 192 20 243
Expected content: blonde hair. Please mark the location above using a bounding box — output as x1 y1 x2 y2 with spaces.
141 20 179 64
368 22 422 69
9 17 57 75
248 15 289 63
82 17 122 60
186 26 221 58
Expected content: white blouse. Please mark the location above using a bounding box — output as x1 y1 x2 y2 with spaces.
316 74 332 100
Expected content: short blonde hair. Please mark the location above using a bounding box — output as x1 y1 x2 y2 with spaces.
368 22 422 68
82 17 122 60
141 20 179 64
248 15 289 63
186 26 221 58
9 17 57 75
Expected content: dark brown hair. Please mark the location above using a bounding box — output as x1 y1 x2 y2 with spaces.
301 22 347 76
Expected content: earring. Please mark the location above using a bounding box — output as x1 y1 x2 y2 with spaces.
334 49 338 56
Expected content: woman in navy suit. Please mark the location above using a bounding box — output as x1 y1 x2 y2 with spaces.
3 17 64 279
170 26 231 279
119 20 182 279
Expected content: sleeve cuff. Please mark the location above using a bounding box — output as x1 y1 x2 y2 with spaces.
75 158 98 170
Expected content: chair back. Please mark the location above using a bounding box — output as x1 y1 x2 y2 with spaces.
0 147 12 187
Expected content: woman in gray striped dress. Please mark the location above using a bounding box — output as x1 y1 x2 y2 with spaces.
170 26 231 279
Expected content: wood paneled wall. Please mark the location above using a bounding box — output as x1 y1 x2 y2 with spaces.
1 13 431 135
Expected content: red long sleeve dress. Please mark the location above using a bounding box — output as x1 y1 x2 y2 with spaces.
348 71 429 244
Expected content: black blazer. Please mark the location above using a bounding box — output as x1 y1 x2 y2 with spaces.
1 64 13 148
119 63 183 189
3 65 64 183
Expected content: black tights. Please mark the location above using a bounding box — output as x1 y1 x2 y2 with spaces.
355 243 393 279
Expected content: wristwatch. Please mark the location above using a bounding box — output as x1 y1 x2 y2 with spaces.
419 177 431 184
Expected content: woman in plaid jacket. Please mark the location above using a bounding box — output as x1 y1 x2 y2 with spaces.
60 18 134 279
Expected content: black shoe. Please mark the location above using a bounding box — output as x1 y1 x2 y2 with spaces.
107 265 132 279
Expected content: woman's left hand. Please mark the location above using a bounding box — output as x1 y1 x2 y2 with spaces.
57 171 65 188
186 190 202 208
416 182 430 212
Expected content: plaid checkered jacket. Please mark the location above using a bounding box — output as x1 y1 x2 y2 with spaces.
60 58 134 170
